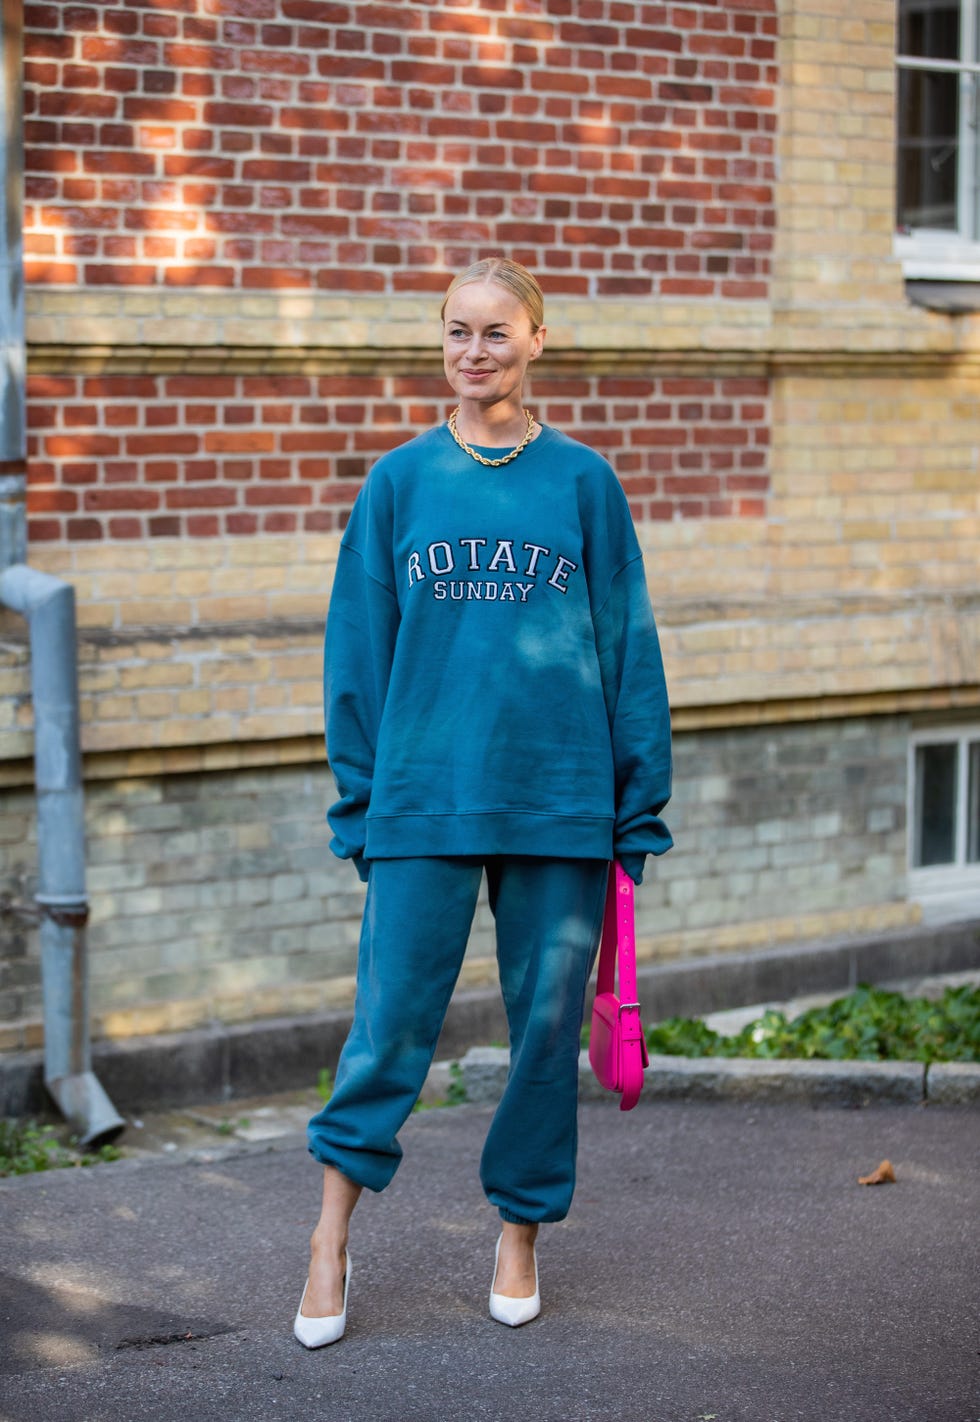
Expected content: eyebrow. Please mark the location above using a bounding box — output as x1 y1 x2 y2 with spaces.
446 319 514 331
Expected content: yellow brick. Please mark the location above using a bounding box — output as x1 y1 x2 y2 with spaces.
92 694 137 720
132 638 178 660
196 597 270 622
135 692 174 718
75 603 117 629
228 539 294 567
239 710 319 739
173 569 219 597
253 684 288 709
132 572 175 598
175 690 212 715
118 663 194 690
150 541 225 571
213 687 250 713
199 658 271 685
287 681 321 706
116 600 193 627
211 566 286 594
265 593 325 619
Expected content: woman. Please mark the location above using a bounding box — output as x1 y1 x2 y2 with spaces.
295 258 672 1346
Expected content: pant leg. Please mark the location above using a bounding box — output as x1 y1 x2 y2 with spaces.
307 856 483 1192
480 857 609 1225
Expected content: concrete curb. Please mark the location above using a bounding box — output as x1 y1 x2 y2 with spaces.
459 1047 979 1107
925 1061 980 1105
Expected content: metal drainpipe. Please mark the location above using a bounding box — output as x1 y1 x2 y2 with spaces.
1 0 27 565
0 569 124 1144
1 1 124 1144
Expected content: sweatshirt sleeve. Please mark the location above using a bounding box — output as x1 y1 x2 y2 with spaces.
592 553 673 885
324 512 400 881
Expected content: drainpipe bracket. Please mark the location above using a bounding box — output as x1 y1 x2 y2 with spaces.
35 895 90 928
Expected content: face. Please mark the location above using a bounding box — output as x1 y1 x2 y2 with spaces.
442 280 545 410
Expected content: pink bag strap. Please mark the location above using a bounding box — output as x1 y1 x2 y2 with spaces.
596 862 639 1009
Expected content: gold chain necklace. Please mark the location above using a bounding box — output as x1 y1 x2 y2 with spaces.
448 407 535 468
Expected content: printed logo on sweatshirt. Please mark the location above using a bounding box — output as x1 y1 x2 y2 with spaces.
406 538 579 602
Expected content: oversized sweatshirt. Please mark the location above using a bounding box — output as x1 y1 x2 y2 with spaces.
324 423 672 884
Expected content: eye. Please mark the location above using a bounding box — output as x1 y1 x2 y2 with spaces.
487 331 507 341
448 327 467 339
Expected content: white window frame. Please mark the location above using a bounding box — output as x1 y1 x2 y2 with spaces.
907 726 980 918
895 1 980 279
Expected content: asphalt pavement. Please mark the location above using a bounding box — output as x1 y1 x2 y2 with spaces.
1 1096 978 1422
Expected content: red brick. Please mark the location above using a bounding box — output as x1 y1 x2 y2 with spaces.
107 517 144 538
65 518 103 540
30 489 79 513
39 83 118 120
26 518 63 540
84 488 160 511
165 487 237 509
244 485 312 506
221 511 256 534
81 36 160 64
165 266 236 286
81 264 156 284
126 433 200 456
148 516 182 536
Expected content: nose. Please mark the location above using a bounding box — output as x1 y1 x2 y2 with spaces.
465 332 487 362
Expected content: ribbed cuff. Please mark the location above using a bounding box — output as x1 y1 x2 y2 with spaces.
498 1207 537 1225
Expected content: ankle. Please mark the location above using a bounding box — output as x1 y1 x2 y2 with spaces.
501 1222 538 1248
310 1227 348 1260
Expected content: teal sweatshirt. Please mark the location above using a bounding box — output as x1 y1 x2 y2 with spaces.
324 423 672 883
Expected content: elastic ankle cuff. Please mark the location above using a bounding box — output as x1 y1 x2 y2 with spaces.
498 1208 537 1225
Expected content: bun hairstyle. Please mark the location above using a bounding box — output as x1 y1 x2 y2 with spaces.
441 257 544 333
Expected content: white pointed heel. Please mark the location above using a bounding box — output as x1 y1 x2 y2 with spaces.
293 1251 351 1348
489 1234 540 1328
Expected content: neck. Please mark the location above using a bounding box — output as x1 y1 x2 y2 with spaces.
454 398 528 446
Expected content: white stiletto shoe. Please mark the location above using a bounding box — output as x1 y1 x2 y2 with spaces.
293 1251 351 1348
489 1234 540 1327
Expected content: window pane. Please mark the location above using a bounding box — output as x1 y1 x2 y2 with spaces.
896 1 963 234
968 741 980 863
897 68 960 230
914 743 958 866
898 0 961 62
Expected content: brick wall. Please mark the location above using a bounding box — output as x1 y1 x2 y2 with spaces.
3 0 979 1054
0 718 917 1050
24 0 777 301
1 364 977 768
25 369 771 543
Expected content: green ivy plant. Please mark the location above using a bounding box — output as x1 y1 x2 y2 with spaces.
644 985 979 1063
316 1067 334 1105
0 1118 122 1177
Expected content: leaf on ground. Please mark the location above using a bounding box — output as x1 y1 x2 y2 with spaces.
858 1158 896 1186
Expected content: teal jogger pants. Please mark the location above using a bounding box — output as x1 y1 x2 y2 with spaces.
307 856 609 1224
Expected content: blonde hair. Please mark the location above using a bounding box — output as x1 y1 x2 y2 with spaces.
440 257 544 333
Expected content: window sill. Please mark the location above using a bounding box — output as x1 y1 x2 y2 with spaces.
914 887 980 927
894 233 980 297
910 863 980 925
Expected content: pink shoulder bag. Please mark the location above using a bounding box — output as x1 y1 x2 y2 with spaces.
589 862 649 1111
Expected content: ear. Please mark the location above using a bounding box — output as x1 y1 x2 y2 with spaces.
529 325 546 362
